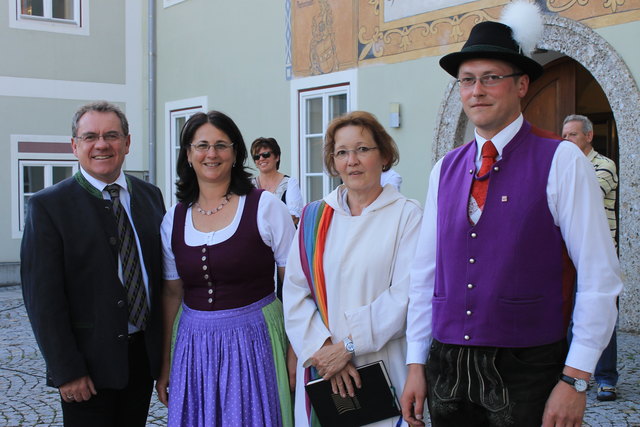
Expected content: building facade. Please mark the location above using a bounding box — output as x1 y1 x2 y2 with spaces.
3 0 639 331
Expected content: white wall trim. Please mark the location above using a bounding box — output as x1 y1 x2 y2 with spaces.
123 0 144 171
163 0 188 8
288 69 358 180
0 76 129 101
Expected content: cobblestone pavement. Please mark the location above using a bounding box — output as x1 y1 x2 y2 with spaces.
2 284 638 426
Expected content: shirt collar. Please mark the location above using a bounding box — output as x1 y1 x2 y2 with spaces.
79 166 128 193
474 114 523 161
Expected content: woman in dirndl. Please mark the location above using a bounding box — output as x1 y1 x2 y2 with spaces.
155 110 295 427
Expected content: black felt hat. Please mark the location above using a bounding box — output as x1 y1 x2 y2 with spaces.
439 21 544 82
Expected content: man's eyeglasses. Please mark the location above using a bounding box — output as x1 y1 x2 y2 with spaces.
75 132 125 143
457 72 525 88
332 146 378 161
190 142 234 153
253 152 273 161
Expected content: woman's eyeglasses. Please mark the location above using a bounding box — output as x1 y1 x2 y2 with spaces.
253 152 272 161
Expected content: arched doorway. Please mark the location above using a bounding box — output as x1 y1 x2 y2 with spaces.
432 14 640 332
522 56 618 165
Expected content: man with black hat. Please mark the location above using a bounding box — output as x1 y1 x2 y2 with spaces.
400 2 622 426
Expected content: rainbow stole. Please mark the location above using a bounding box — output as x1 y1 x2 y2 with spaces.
298 200 334 426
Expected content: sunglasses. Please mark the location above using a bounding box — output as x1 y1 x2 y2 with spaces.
253 152 272 161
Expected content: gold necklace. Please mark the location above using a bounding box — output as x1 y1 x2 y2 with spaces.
194 193 232 216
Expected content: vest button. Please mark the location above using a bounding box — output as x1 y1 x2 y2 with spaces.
207 282 213 286
493 166 499 171
208 298 213 303
469 258 475 264
201 256 207 262
467 283 474 289
208 289 213 295
204 274 209 279
202 247 206 253
469 169 474 174
470 232 477 238
117 334 126 340
464 335 470 341
466 310 472 316
202 265 208 271
117 300 125 308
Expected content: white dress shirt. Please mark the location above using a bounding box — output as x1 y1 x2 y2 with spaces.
406 115 623 374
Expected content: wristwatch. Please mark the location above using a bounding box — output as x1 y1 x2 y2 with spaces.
559 374 588 392
343 337 355 356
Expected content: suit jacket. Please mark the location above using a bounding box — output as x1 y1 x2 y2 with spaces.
21 172 165 389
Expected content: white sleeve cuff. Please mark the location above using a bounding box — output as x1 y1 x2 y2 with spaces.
406 340 430 365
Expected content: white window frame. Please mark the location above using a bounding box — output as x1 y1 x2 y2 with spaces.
19 159 78 230
11 135 78 238
290 69 357 202
9 0 90 35
164 96 208 206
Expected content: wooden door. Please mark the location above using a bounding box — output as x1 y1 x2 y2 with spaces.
522 58 576 136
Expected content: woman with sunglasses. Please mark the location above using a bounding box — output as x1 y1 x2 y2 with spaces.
156 111 295 426
251 137 303 227
283 111 423 426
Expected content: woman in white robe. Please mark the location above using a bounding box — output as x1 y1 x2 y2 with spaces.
283 111 422 426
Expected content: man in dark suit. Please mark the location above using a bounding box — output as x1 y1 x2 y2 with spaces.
21 101 165 426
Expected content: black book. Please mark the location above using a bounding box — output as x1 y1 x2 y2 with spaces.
304 360 401 426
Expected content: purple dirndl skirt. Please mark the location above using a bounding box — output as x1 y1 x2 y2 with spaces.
168 294 284 427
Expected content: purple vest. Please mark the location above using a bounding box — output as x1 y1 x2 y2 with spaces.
171 189 275 311
434 121 575 347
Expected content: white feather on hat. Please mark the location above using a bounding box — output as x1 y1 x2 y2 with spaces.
500 0 544 58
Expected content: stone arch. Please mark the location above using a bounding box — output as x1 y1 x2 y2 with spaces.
432 14 640 331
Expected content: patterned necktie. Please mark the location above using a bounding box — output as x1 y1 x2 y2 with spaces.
471 140 498 210
105 184 148 330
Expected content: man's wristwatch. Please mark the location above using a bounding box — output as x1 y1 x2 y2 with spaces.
559 374 588 392
343 337 355 356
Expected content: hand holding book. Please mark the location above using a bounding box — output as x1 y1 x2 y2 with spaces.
329 362 361 398
305 360 401 426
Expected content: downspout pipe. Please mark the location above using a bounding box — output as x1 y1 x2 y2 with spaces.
148 0 157 184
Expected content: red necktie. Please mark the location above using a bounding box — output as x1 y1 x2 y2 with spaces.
471 140 498 210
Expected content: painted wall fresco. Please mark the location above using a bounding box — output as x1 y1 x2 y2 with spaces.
291 0 640 77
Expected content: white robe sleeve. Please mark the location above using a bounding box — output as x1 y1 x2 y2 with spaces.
343 201 423 356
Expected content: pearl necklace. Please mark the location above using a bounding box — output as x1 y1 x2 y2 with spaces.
194 193 232 216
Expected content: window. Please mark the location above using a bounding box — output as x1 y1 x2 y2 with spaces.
290 69 357 203
20 0 76 21
20 160 77 228
10 0 89 35
165 97 207 205
11 135 78 237
299 87 348 202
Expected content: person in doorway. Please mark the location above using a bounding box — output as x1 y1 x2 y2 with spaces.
21 101 165 426
400 2 623 426
562 113 620 402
